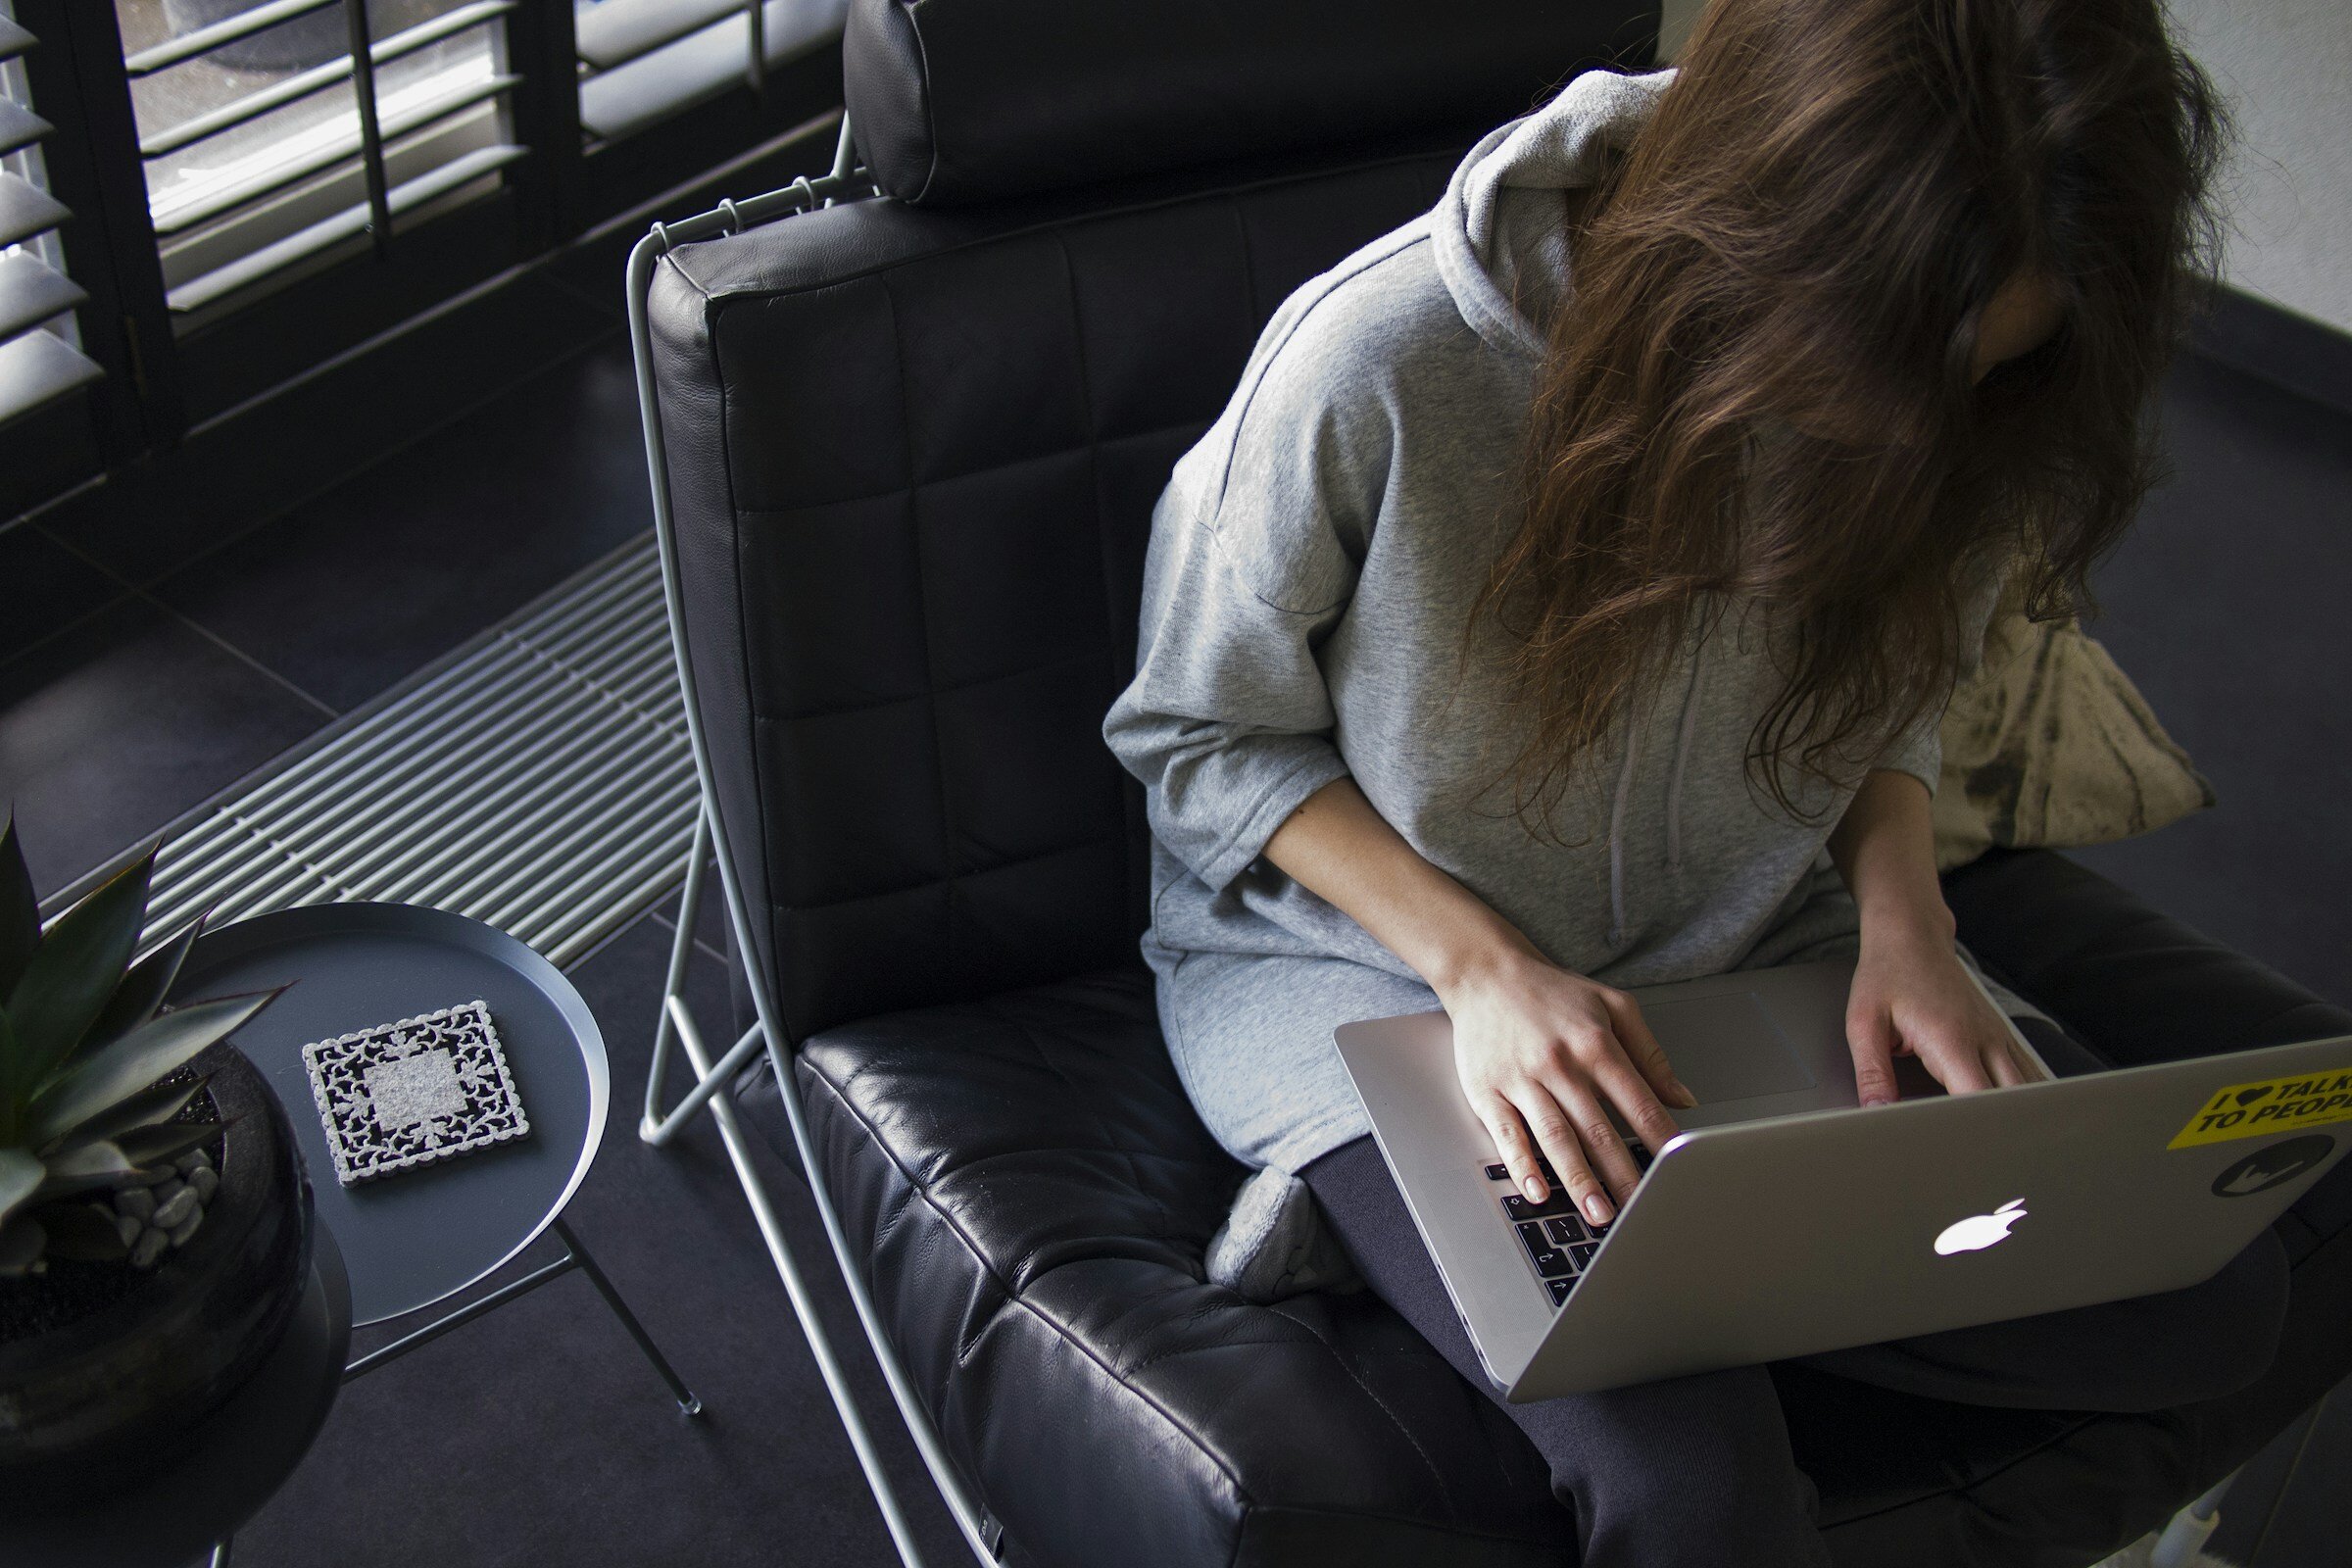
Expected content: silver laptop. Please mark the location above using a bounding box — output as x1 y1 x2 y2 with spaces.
1332 958 2352 1400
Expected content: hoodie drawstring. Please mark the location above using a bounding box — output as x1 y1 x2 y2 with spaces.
1606 715 1639 948
1665 642 1705 873
1609 639 1707 948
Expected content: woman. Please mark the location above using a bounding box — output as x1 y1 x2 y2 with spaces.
1105 1 2285 1562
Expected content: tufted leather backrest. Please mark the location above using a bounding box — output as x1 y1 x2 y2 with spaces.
648 141 1472 1041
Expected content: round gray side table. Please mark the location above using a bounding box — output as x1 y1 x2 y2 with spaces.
166 903 701 1554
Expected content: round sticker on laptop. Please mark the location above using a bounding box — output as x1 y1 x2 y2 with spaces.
2210 1135 2335 1199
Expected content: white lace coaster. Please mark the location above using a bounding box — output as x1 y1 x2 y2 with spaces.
302 1000 531 1186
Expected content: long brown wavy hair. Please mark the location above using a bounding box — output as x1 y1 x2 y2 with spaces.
1473 0 2224 827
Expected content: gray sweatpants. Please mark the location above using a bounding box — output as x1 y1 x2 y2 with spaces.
1298 1019 2309 1568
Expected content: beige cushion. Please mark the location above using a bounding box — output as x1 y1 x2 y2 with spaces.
1935 577 2216 871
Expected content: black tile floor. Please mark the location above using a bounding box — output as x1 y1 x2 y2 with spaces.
0 523 122 665
0 599 325 895
0 333 647 900
149 340 652 715
4 339 2348 1566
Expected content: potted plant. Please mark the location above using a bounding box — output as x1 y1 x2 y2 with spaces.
0 816 310 1503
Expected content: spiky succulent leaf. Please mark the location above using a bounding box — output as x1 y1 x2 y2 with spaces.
0 1147 40 1233
0 1211 43 1277
64 1074 207 1152
39 1201 129 1263
0 1008 21 1146
24 988 280 1150
0 813 36 1004
111 1118 225 1171
2 846 156 1103
32 1139 142 1198
26 1123 213 1198
31 1119 215 1200
77 911 205 1067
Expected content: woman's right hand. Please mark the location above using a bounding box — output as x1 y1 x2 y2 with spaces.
1255 778 1693 1226
1438 952 1695 1227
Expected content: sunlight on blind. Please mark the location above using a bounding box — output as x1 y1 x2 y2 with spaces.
115 0 524 315
573 0 843 144
0 0 103 426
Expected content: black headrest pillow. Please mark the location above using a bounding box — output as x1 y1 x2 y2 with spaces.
844 0 1661 206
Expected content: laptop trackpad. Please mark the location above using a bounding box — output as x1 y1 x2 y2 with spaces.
1642 993 1817 1103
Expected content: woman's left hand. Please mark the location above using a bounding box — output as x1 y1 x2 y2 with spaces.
1828 769 2037 1105
1845 928 2035 1104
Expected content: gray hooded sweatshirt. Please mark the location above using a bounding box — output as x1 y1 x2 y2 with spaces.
1103 68 2017 1182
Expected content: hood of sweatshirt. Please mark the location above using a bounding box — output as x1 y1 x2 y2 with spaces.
1431 67 1676 360
1429 67 1684 942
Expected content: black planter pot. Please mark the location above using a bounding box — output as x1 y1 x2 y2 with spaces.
0 1042 313 1505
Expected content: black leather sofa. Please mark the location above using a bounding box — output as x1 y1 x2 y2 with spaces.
637 3 2352 1562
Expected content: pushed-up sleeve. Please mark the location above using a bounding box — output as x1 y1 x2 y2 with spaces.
1874 707 1948 799
1102 304 1393 894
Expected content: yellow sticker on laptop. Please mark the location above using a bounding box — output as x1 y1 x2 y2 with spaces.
2170 1069 2352 1150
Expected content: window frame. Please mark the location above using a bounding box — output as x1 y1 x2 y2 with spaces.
0 0 842 522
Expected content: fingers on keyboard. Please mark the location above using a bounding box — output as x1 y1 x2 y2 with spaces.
1486 1149 1645 1307
1487 1147 1646 1184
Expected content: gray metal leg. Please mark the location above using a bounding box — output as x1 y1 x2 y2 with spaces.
639 808 769 1149
555 1216 704 1417
206 1540 230 1568
339 1218 702 1420
654 986 954 1568
639 806 712 1143
342 1254 577 1382
2149 1469 2235 1568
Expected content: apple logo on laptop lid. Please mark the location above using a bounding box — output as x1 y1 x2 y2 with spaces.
1935 1198 2028 1256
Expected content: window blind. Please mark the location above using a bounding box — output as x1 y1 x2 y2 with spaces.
116 0 527 315
0 1 103 426
574 0 843 145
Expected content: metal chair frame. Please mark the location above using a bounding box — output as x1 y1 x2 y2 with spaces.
622 113 2233 1568
626 114 995 1568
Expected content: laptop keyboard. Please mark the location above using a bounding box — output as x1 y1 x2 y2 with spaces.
1483 1145 1650 1306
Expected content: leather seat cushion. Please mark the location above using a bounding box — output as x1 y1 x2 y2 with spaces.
758 969 1573 1568
735 850 2352 1565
